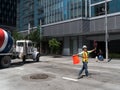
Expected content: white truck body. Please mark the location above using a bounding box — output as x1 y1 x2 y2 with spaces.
15 40 39 60
0 28 40 68
0 40 40 68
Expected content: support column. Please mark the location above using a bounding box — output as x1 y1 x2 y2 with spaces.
63 37 70 55
78 36 83 53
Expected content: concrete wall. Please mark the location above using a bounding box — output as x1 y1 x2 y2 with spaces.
43 19 84 36
90 15 120 33
43 15 120 37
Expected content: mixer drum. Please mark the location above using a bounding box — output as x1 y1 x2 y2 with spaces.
0 28 13 53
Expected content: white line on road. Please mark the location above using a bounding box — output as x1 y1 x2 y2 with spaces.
62 77 78 82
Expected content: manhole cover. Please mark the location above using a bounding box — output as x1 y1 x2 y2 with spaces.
30 74 48 79
22 73 55 82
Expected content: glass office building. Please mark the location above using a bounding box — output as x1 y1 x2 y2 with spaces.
90 0 120 17
42 0 89 24
17 0 120 55
17 0 89 30
0 0 16 30
17 0 34 31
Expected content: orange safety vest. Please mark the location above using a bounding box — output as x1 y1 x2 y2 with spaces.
82 51 89 62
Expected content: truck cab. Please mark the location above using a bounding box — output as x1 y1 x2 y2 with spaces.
16 40 34 55
15 40 40 62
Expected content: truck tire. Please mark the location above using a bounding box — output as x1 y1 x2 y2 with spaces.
0 56 11 68
35 54 40 62
22 55 26 63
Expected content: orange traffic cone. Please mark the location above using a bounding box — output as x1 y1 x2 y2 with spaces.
72 55 80 64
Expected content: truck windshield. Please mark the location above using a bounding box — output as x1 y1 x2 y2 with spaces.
17 42 24 46
28 43 33 47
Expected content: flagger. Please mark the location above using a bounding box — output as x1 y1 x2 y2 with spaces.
73 45 96 79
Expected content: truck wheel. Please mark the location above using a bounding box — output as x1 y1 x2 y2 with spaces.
0 56 11 68
22 55 26 63
35 54 40 62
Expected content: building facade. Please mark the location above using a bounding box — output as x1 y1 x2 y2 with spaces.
0 0 16 31
17 0 89 31
17 0 120 55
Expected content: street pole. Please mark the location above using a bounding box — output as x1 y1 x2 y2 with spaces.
105 0 108 61
105 0 113 61
40 20 42 53
28 23 30 40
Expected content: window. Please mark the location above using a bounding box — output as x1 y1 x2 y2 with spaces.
95 3 105 16
28 42 33 47
17 42 24 47
91 3 109 17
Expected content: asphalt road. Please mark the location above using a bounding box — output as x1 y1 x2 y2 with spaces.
0 56 120 90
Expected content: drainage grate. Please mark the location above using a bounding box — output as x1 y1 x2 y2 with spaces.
30 74 48 79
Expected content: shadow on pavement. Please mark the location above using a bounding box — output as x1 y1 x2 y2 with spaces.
0 61 41 69
11 61 38 68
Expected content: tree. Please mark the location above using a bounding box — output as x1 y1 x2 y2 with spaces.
25 26 43 51
49 38 61 54
12 31 23 42
28 29 40 47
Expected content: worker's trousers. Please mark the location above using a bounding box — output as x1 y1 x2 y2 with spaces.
78 62 88 76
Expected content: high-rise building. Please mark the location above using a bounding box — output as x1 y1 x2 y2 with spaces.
0 0 16 31
17 0 89 31
17 0 120 55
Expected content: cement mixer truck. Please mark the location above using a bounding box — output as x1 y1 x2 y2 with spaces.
0 28 40 68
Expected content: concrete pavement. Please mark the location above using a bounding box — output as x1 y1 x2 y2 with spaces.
0 56 119 90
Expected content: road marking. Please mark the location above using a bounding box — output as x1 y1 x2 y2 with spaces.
62 77 78 82
15 67 24 70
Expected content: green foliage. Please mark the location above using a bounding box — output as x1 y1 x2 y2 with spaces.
12 31 23 41
25 26 43 48
28 30 40 47
37 25 42 40
109 53 120 59
49 38 61 54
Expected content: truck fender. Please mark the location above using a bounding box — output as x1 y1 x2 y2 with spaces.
32 51 39 60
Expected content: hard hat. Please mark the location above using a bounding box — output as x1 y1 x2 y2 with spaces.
82 45 87 49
